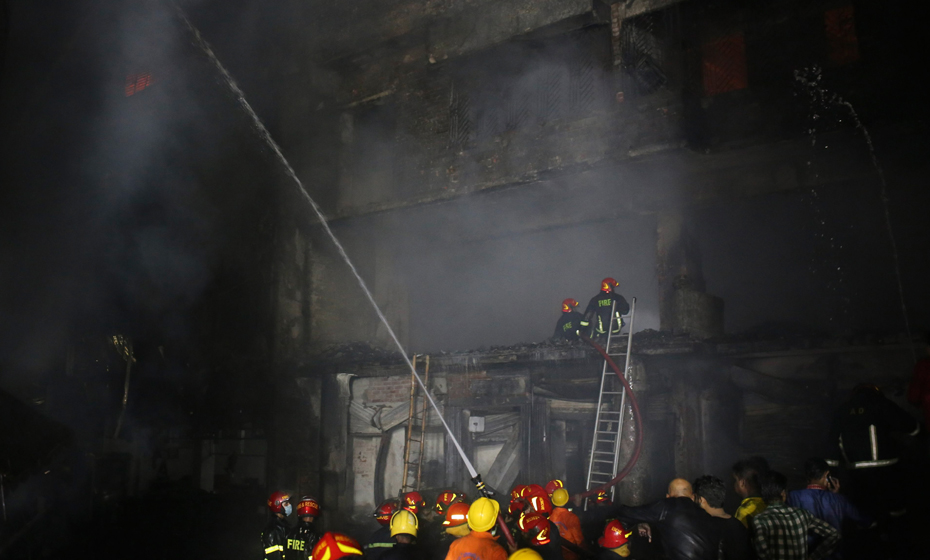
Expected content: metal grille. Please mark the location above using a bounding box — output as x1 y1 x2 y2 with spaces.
701 33 748 96
620 12 668 96
448 85 471 149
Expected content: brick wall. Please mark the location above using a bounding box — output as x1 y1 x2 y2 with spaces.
363 375 411 403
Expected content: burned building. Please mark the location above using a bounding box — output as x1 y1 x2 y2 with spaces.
0 0 928 557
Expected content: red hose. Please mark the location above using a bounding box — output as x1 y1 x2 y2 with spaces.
577 333 644 499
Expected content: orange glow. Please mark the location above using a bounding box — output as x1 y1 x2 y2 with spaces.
125 73 155 96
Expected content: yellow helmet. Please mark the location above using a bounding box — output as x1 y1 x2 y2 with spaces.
390 509 419 538
467 497 500 532
509 549 543 560
551 488 569 507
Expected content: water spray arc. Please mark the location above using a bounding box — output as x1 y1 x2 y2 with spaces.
171 4 520 543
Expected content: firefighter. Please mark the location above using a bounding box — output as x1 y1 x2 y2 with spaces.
366 500 400 560
262 491 292 560
403 491 427 515
509 549 544 560
549 489 584 560
435 491 467 517
286 495 321 560
825 383 920 518
543 480 564 496
580 279 630 339
435 502 471 560
518 511 564 560
597 520 633 559
553 300 585 341
313 533 365 560
382 509 420 560
446 497 509 560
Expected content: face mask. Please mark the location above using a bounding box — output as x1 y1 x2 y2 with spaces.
284 504 293 516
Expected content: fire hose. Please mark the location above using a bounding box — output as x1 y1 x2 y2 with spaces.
576 333 644 499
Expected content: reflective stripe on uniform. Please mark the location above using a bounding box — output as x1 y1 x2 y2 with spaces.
869 424 879 461
849 458 898 468
265 544 284 553
365 543 395 548
908 423 921 436
825 459 839 466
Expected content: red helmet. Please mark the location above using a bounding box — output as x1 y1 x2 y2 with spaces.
312 532 364 560
443 501 470 527
522 486 552 516
544 479 564 495
598 520 632 549
511 485 528 500
594 490 612 506
403 491 426 514
267 491 292 514
509 496 529 515
518 512 553 546
435 490 466 515
373 500 398 526
561 299 579 313
296 495 321 517
601 278 619 293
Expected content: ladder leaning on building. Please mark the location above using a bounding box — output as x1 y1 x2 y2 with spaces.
400 354 430 494
585 297 636 508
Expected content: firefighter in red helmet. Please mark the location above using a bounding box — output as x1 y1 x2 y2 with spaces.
403 491 427 515
518 512 565 560
580 278 630 339
366 500 400 560
286 495 321 560
263 491 292 560
598 520 633 560
553 299 585 341
314 533 365 560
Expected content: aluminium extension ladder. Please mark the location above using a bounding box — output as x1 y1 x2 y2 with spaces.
400 354 430 494
584 297 636 509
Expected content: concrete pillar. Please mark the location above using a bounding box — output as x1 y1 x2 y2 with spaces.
656 209 723 338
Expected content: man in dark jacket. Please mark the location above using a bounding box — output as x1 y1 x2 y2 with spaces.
611 479 721 560
580 278 630 339
382 509 421 560
692 475 752 560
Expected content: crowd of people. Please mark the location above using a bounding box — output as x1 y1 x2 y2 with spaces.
259 453 895 560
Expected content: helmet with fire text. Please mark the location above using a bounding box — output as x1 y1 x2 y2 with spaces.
511 485 528 500
551 488 570 508
598 520 632 550
267 491 292 515
594 490 612 506
467 497 500 533
374 500 399 526
509 550 543 560
518 512 553 546
390 509 419 538
312 532 364 560
443 502 470 527
544 479 564 495
521 486 552 516
296 495 321 518
601 278 619 293
435 490 467 515
561 299 579 313
403 491 426 514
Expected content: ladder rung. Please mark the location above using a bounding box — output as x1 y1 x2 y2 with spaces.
598 410 622 414
596 431 618 435
601 391 623 395
594 459 614 464
593 450 615 455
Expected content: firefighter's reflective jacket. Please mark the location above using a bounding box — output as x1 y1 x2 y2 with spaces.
286 521 320 560
554 311 586 340
262 516 291 560
826 387 920 469
581 293 630 335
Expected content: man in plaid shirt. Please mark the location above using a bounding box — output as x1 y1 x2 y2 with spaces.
751 471 839 560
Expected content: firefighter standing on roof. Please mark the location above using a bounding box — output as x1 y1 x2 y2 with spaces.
580 279 630 338
287 495 321 560
553 299 585 341
263 492 292 560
